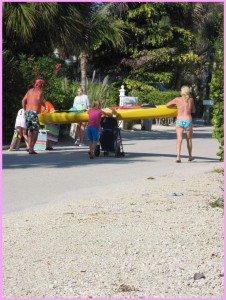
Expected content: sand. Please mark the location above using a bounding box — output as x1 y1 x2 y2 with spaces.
2 166 224 298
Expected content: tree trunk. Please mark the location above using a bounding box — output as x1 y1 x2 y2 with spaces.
79 52 88 93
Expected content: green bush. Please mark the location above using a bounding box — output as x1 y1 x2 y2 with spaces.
210 63 224 161
212 102 224 160
87 80 119 107
128 89 179 106
17 54 78 109
123 76 179 105
3 51 25 143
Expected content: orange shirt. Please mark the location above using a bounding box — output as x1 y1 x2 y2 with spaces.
41 101 54 113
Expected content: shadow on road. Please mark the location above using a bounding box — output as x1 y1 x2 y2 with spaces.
3 127 218 170
3 151 219 170
121 128 213 141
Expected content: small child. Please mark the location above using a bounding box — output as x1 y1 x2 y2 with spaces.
87 100 116 159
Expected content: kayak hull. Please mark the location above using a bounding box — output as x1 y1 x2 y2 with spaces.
115 105 177 120
38 105 177 125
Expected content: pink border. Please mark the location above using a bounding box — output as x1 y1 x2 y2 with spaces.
224 2 226 300
0 0 2 298
1 0 225 2
1 1 224 300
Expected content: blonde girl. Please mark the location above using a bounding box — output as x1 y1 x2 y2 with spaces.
166 86 196 162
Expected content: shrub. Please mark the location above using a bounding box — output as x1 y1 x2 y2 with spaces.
127 89 179 106
87 79 119 107
3 50 25 143
3 53 78 142
210 64 224 161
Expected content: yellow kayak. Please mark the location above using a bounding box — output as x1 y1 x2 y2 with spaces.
38 105 177 125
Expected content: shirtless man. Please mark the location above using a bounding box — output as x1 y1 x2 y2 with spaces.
166 86 196 163
22 79 45 154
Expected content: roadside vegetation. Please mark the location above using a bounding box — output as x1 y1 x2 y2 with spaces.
209 168 224 209
210 199 224 209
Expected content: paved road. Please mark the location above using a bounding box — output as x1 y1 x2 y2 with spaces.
2 125 222 214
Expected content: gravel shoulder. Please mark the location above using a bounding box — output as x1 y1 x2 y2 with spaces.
3 166 224 298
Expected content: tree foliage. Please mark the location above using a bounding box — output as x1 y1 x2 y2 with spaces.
122 3 200 87
209 34 224 161
3 2 82 55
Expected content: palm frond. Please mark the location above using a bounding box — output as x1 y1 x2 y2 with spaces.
3 3 37 41
98 2 129 17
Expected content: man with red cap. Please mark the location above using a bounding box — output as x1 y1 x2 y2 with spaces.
22 79 45 154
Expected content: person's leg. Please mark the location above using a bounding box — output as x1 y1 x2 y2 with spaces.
75 123 81 145
28 130 32 152
29 130 38 153
91 141 98 155
79 122 86 144
175 125 184 161
88 141 95 158
15 127 22 149
46 140 53 150
89 140 93 152
32 130 39 149
27 112 39 153
90 128 99 156
87 127 93 158
186 125 193 161
22 128 29 150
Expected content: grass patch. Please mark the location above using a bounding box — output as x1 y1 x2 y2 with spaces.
209 168 224 209
209 198 224 209
212 168 224 175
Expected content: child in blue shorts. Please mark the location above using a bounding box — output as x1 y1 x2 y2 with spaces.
87 100 116 158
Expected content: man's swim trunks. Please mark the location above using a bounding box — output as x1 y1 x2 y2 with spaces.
25 111 40 131
176 120 192 129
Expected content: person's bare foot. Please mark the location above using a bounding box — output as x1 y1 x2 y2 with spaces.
29 151 38 154
88 151 94 159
